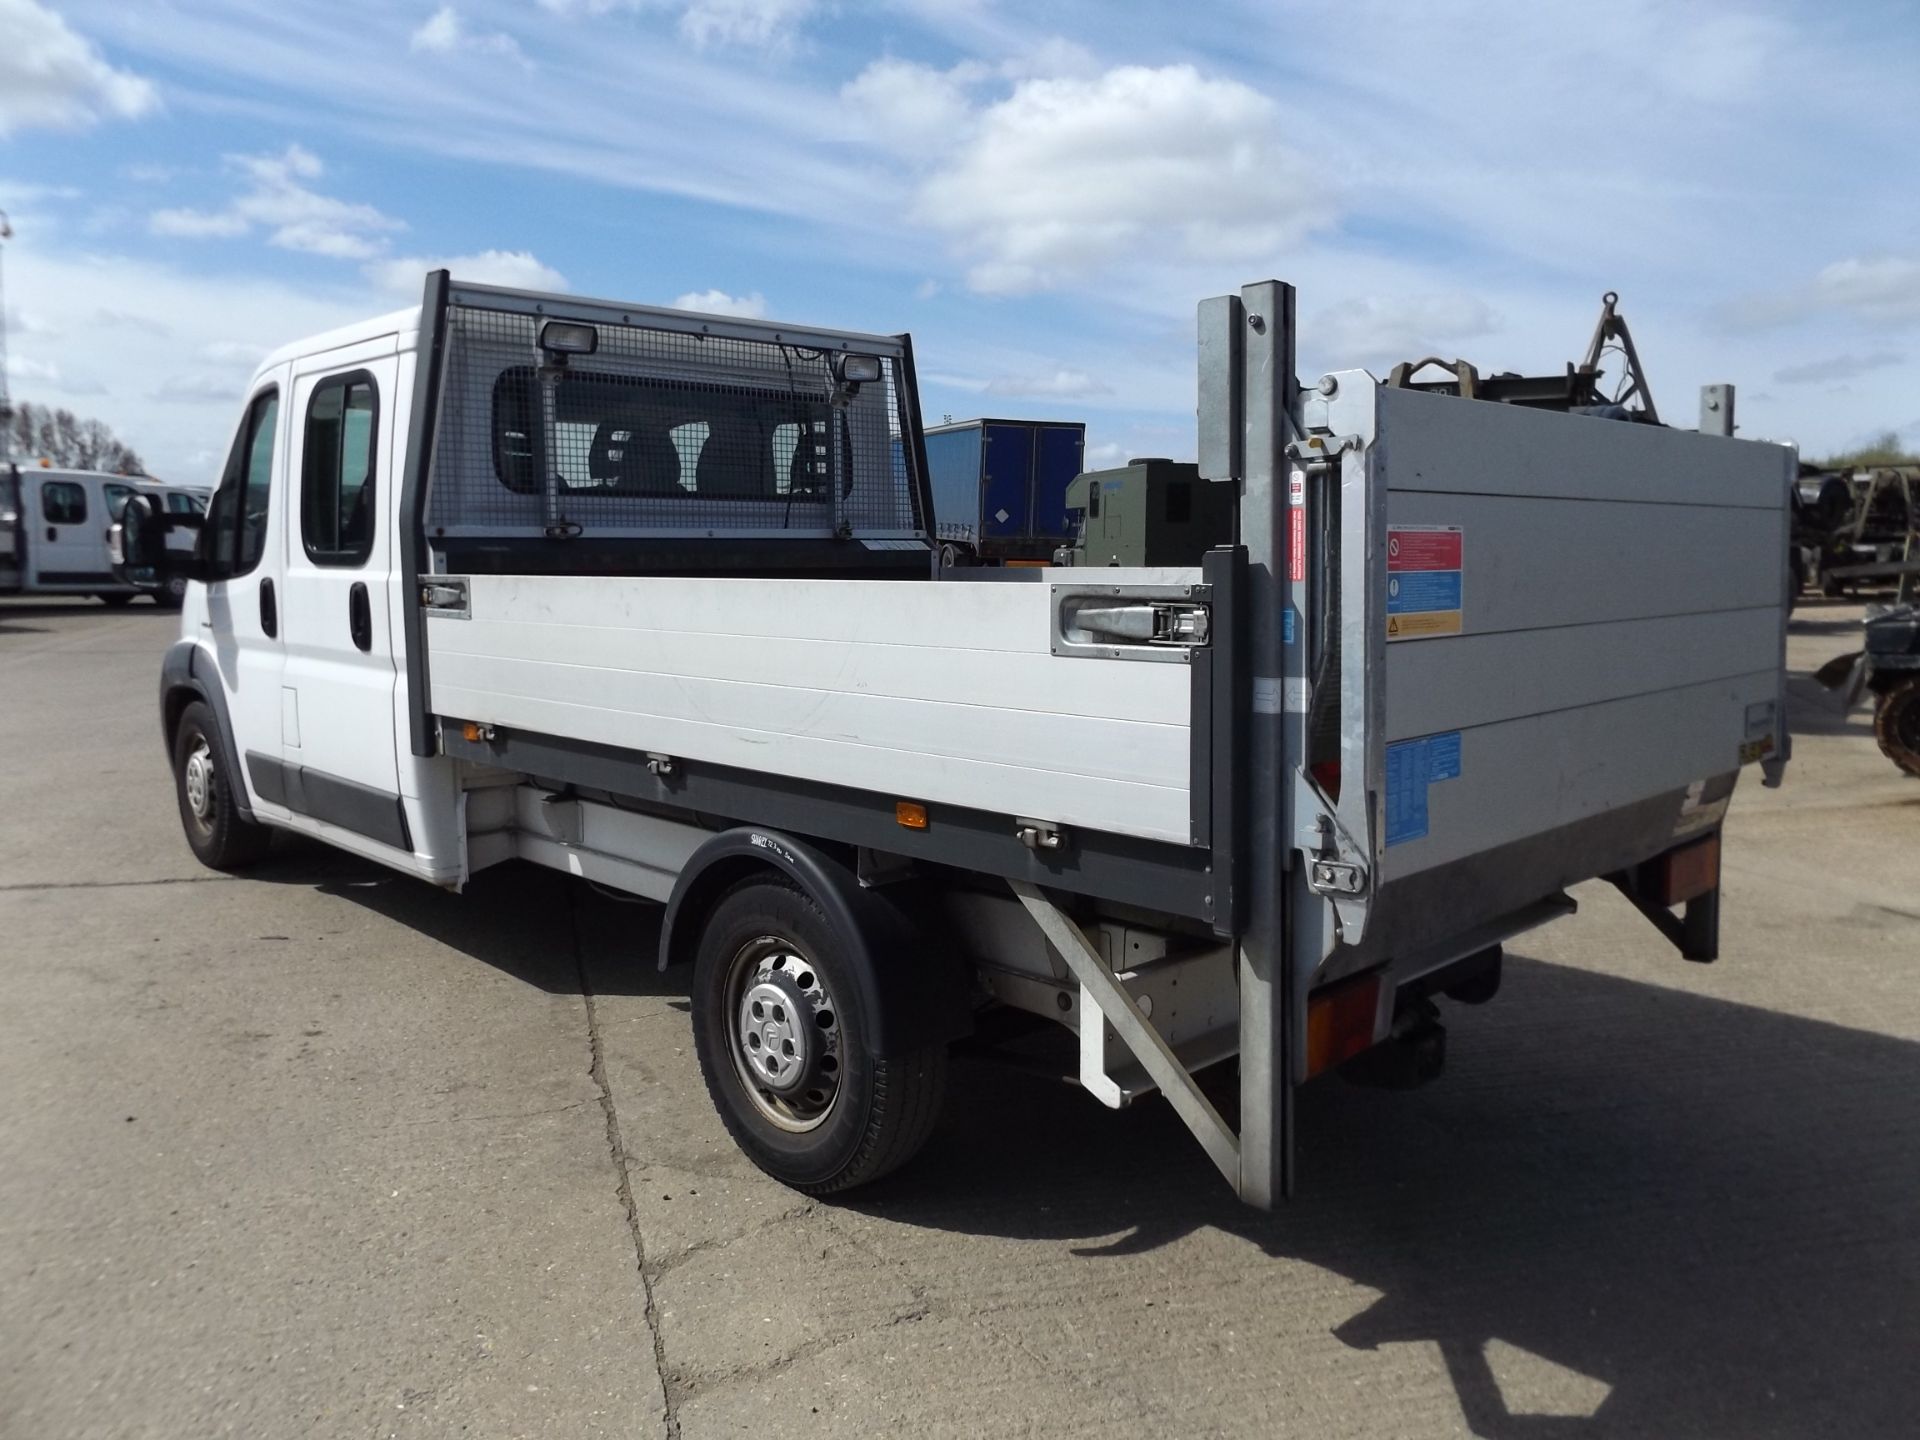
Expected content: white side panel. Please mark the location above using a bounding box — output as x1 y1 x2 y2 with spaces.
427 572 1197 845
1384 608 1782 740
1381 671 1777 878
1371 385 1793 883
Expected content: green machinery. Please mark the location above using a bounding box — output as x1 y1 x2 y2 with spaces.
1059 458 1232 567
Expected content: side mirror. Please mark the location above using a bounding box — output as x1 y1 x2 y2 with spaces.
110 493 188 592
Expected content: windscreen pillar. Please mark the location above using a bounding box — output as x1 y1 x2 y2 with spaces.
1202 280 1298 1207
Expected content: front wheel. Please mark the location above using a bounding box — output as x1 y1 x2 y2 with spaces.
1875 678 1920 778
690 878 946 1195
171 701 273 869
155 575 187 609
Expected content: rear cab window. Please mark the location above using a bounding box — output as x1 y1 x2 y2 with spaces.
301 371 379 565
490 367 832 500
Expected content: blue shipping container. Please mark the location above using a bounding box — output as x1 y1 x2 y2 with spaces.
923 419 1087 559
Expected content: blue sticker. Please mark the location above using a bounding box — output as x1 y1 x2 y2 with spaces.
1385 739 1430 846
1385 731 1463 847
1387 571 1464 614
1283 607 1295 645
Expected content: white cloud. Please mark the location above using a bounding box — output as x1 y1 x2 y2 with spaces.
5 248 368 481
1720 254 1920 332
4 306 61 338
150 208 248 238
913 65 1320 294
147 144 403 261
983 369 1112 398
366 249 568 294
7 354 106 396
1773 351 1905 385
1310 294 1502 365
150 373 245 404
671 288 767 317
91 308 171 337
679 0 816 49
411 6 462 50
532 0 814 48
0 0 157 137
1810 256 1920 327
198 339 268 365
841 58 985 153
410 6 529 64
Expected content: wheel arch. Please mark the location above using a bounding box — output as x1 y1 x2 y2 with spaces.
159 640 257 823
659 827 971 1057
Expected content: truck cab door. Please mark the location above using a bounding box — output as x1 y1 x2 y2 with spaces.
31 477 103 589
197 376 293 823
276 352 410 856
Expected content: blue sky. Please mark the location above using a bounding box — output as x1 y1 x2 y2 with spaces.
2 0 1917 481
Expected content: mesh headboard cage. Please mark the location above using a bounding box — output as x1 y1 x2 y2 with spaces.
425 286 930 543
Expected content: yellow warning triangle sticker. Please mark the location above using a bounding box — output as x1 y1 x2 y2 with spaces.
1387 616 1401 635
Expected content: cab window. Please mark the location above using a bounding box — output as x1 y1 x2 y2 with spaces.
104 483 138 520
42 481 87 525
301 372 378 565
200 389 280 579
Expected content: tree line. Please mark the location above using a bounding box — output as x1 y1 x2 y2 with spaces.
3 401 147 476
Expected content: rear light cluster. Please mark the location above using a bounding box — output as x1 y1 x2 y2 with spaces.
1305 971 1382 1078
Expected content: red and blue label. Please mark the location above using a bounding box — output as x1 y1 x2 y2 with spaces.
1386 525 1464 641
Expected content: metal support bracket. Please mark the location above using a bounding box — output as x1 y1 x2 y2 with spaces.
1010 880 1240 1189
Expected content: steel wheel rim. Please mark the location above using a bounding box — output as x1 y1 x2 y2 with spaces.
724 935 842 1133
183 738 214 827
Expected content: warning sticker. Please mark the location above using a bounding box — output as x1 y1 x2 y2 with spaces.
1289 508 1307 583
1386 525 1463 642
1385 730 1464 847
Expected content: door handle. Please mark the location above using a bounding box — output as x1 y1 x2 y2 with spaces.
348 581 372 652
259 578 278 638
45 526 56 543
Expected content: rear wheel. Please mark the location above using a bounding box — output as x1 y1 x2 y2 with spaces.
171 701 273 869
690 878 946 1194
155 575 187 609
1874 678 1920 778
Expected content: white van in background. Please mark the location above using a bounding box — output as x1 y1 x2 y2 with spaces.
1 463 194 608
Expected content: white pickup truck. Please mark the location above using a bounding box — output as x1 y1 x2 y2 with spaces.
117 273 1792 1206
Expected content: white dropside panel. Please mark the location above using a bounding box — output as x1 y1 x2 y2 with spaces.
427 572 1198 845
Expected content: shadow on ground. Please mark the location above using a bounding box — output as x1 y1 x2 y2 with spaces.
850 954 1920 1438
252 838 679 1000
245 851 1917 1437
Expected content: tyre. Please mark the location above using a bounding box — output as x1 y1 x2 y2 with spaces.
690 877 946 1195
155 575 187 609
1874 678 1920 778
171 700 273 869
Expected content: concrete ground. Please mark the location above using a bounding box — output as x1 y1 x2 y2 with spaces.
1 593 1915 1439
